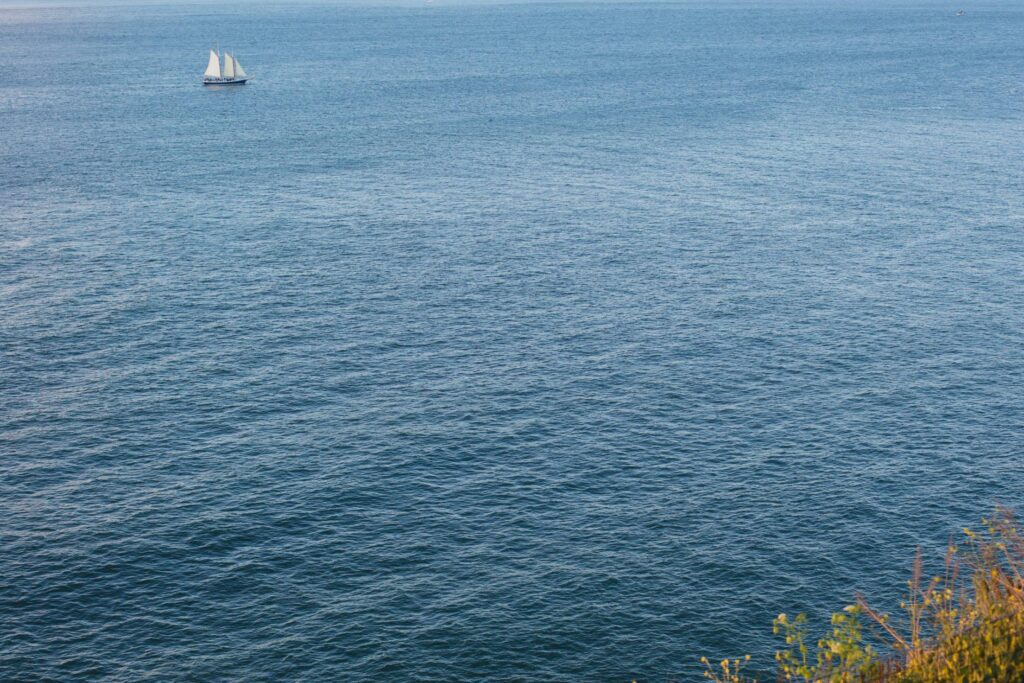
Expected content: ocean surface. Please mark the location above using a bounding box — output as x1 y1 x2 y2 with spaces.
2 0 1023 679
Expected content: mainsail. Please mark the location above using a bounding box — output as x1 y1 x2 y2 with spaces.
223 53 235 79
204 49 221 78
234 58 247 78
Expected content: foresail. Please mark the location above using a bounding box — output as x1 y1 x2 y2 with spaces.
234 58 247 78
223 53 235 79
204 49 221 78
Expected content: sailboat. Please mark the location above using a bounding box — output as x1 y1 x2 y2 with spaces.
202 49 248 85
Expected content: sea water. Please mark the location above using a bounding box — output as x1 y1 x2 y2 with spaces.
2 0 1023 679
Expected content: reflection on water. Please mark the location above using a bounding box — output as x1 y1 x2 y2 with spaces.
202 83 250 92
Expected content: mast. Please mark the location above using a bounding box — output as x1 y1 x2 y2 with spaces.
223 52 235 79
204 49 221 78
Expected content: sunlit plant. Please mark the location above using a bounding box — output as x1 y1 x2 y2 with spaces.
699 508 1024 683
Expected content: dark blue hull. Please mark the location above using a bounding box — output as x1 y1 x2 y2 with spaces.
203 78 247 85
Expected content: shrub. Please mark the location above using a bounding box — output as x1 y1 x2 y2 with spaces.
702 508 1024 683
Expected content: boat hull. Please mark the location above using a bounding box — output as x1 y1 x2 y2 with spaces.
203 78 247 86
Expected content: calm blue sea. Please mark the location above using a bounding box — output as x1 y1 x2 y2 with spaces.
2 0 1023 679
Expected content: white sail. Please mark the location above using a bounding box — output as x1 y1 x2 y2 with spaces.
234 58 247 78
223 53 235 79
204 49 221 78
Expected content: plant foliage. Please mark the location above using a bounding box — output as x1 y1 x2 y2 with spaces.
702 508 1024 683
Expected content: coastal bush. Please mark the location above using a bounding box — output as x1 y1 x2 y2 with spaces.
702 508 1024 683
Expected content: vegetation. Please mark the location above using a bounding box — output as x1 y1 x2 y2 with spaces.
701 508 1024 683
